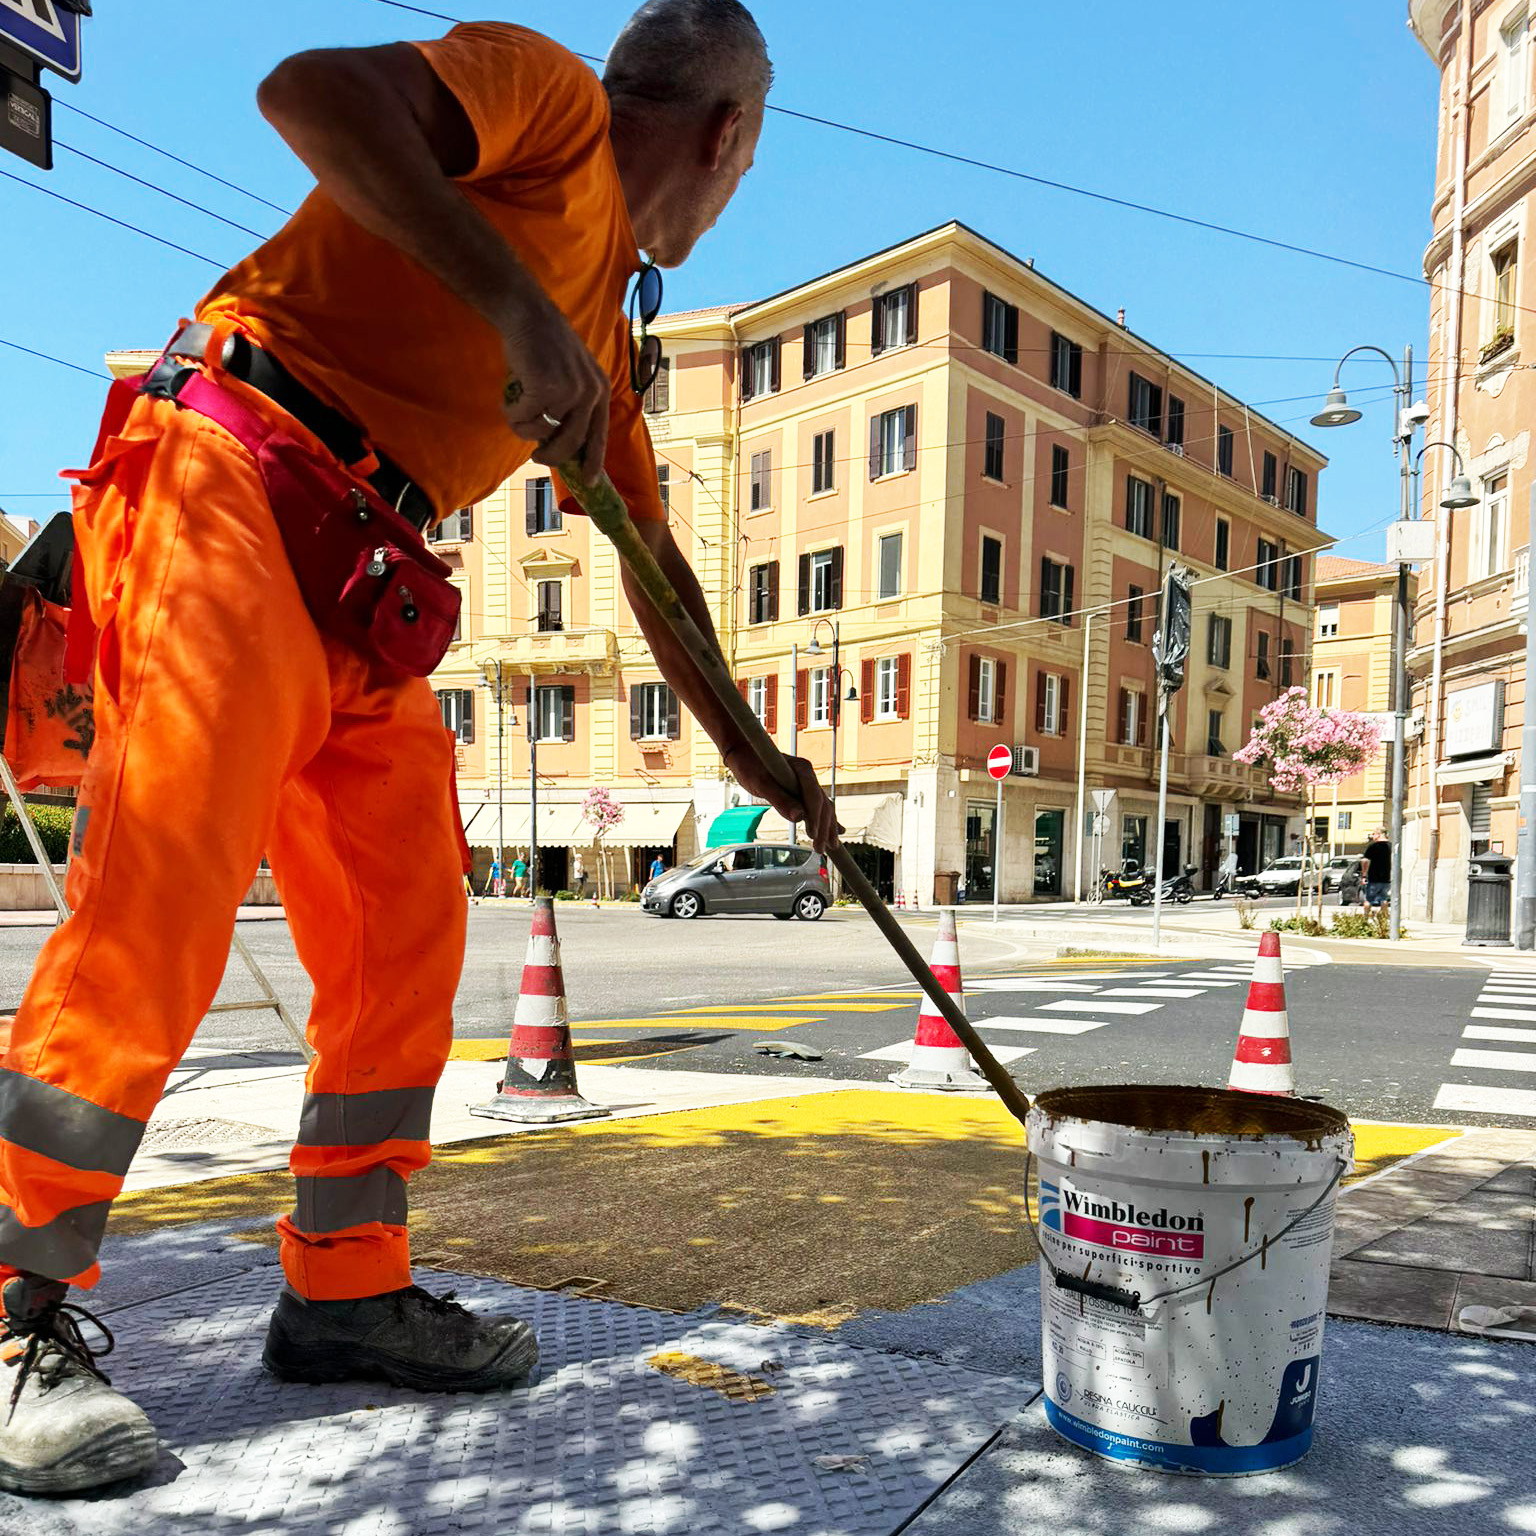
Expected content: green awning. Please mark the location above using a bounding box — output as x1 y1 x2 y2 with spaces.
705 805 768 848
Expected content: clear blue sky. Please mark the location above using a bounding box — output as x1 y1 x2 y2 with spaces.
0 1 1439 558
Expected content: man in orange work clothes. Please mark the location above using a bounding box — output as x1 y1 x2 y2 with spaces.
0 1 836 1496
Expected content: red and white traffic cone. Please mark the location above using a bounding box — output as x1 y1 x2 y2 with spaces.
1228 930 1294 1095
895 891 905 911
471 897 611 1123
890 909 988 1092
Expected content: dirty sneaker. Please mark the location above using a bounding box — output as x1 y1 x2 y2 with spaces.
0 1274 158 1495
262 1284 538 1392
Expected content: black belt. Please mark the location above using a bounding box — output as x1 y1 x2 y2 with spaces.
144 322 437 533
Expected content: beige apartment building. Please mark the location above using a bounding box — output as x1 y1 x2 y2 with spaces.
435 222 1327 901
1407 0 1534 921
1309 557 1419 853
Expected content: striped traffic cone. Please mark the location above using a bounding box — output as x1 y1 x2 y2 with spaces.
470 897 611 1124
1228 930 1295 1095
895 891 905 911
890 909 988 1092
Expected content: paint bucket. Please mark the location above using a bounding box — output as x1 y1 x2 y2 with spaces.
1027 1085 1353 1476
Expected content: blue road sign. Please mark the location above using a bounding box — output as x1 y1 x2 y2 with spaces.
0 0 82 83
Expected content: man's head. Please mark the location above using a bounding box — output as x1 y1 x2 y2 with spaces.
605 0 771 266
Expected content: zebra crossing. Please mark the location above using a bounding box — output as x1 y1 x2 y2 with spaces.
1433 968 1536 1119
860 962 1282 1069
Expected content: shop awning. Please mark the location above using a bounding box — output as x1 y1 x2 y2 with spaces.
463 797 692 850
705 805 769 848
1437 754 1511 786
757 793 904 852
597 799 692 848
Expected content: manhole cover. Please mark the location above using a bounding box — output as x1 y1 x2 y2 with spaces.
139 1117 278 1150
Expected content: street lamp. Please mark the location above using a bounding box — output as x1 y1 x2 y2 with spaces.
806 618 858 805
1310 345 1419 941
478 662 510 892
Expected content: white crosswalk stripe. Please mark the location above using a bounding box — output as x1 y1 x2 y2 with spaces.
1451 1047 1536 1073
1434 973 1536 1121
861 1039 1035 1065
970 1016 1112 1035
1464 1024 1536 1042
971 979 1104 993
1434 1083 1536 1117
1471 1006 1536 1023
1097 987 1209 999
1038 998 1162 1015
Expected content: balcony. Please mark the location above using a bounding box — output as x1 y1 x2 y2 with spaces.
483 626 617 676
1187 753 1273 800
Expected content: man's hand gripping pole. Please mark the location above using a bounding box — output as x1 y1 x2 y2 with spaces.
559 463 1033 1130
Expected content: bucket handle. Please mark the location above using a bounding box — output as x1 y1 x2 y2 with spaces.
1023 1151 1349 1317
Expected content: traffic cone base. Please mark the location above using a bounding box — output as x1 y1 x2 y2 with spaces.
1228 930 1294 1095
891 910 989 1093
471 897 612 1124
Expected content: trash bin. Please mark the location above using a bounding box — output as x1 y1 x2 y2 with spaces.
1465 853 1514 948
934 870 960 906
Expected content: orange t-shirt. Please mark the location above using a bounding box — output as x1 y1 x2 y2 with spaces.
197 23 663 524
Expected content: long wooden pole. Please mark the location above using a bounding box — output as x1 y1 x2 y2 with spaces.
563 465 1033 1128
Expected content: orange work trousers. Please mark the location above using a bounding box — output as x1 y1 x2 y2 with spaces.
0 380 467 1299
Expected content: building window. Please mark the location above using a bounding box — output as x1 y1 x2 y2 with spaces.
1050 332 1083 397
1166 396 1185 448
1261 452 1278 501
750 449 772 511
1126 475 1155 539
1207 709 1225 757
746 675 776 730
535 684 576 743
525 477 560 535
798 547 844 614
1037 671 1067 736
1256 537 1280 591
1255 630 1271 681
871 404 917 478
1284 467 1308 517
807 665 832 728
748 561 779 624
1161 492 1181 551
429 506 472 543
981 291 1020 364
1315 670 1337 709
1118 688 1146 747
1126 585 1145 643
656 463 670 513
803 313 845 378
872 283 917 355
1217 425 1234 477
437 688 474 744
1492 240 1518 341
969 655 1003 724
980 535 1003 605
1039 556 1074 624
644 358 670 414
877 531 903 600
741 337 780 401
1286 555 1304 602
535 579 562 633
1279 638 1296 688
631 681 680 741
983 412 1006 480
1122 813 1148 866
1128 372 1163 436
1475 473 1510 578
1318 602 1339 639
1208 613 1232 668
1215 518 1230 571
1050 444 1070 508
812 430 836 495
1501 8 1531 129
875 656 901 720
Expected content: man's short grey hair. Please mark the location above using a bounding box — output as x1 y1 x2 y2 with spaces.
604 0 772 111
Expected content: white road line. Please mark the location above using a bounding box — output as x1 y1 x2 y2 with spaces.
1471 1006 1536 1023
969 979 1104 994
1465 1024 1536 1042
1434 1083 1536 1117
971 1015 1113 1035
1449 1047 1536 1073
859 1040 1034 1065
1038 999 1163 1015
1170 976 1244 985
1097 987 1208 999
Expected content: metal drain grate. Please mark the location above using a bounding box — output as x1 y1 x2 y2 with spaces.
138 1117 279 1150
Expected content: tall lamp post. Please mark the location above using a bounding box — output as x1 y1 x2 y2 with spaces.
805 619 858 805
478 663 510 892
526 680 539 900
1310 345 1421 941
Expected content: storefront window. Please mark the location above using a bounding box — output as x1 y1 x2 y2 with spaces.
1034 809 1065 896
1121 815 1148 870
965 802 996 901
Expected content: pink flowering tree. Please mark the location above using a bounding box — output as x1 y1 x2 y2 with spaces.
581 785 625 899
1234 687 1381 910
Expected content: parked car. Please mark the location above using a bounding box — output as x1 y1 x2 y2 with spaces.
640 842 831 920
1251 855 1330 896
1323 855 1357 894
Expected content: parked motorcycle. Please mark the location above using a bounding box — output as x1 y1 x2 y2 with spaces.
1099 862 1149 901
1130 864 1198 906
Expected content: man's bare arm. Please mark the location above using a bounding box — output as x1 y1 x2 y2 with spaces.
624 521 839 851
256 43 608 471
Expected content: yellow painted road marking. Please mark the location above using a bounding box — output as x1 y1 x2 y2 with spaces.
648 1353 777 1401
1347 1121 1462 1183
671 1001 905 1015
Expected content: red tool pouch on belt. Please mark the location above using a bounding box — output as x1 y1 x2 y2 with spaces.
148 371 460 679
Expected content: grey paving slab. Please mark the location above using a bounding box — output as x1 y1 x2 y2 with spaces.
1354 1187 1534 1278
1327 1257 1459 1329
905 1322 1536 1536
1 1267 1035 1536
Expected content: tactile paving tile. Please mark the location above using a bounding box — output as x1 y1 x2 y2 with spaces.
6 1269 1036 1536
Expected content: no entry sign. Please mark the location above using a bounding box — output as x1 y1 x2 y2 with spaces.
987 744 1012 781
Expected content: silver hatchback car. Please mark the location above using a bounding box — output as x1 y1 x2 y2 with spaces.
641 843 832 920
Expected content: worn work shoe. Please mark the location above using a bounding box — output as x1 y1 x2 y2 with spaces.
0 1274 158 1495
262 1284 538 1392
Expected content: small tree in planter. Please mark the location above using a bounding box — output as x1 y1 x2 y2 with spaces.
1233 687 1381 917
581 785 625 899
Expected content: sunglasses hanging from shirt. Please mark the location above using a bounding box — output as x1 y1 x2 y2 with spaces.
629 259 664 399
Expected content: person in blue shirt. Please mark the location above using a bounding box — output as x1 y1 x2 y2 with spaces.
649 854 666 882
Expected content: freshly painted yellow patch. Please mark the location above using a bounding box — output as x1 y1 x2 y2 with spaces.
1346 1120 1462 1183
648 1352 778 1401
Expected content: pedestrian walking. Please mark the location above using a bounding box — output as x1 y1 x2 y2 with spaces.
1362 830 1391 914
573 853 587 898
489 854 505 899
649 853 666 882
511 852 529 898
0 1 837 1497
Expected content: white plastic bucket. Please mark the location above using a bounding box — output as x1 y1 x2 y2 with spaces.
1027 1085 1353 1477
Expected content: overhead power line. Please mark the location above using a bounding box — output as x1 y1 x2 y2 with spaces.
0 334 110 382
